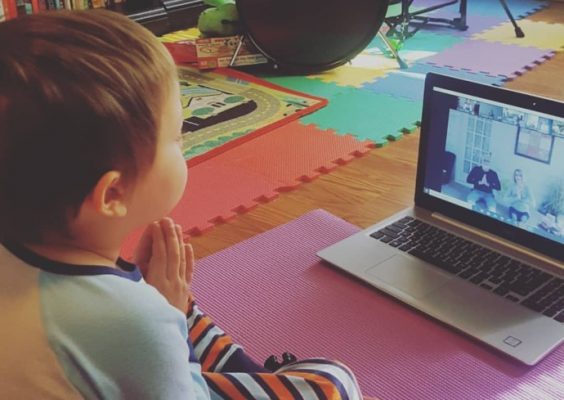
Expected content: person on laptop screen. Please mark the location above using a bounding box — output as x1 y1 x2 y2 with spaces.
466 152 501 213
505 168 536 227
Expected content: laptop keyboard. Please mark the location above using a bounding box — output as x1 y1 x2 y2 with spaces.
370 216 564 323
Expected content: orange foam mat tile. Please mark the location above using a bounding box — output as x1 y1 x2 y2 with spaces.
121 121 373 258
217 121 376 190
171 162 280 236
120 163 278 259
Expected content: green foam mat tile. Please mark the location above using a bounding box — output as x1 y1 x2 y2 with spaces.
300 90 422 145
365 28 464 55
263 75 349 99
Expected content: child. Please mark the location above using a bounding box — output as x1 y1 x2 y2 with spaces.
0 10 363 399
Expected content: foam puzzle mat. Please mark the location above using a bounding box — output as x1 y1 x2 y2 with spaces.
422 40 554 78
299 90 422 145
405 63 510 86
399 30 466 52
174 121 374 236
306 65 389 88
362 71 427 102
121 121 374 257
473 19 564 50
362 64 508 102
147 0 561 237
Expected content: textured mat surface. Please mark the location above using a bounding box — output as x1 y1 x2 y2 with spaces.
422 39 554 78
405 63 509 85
177 67 326 166
353 48 438 68
120 121 374 257
306 65 389 88
473 19 564 50
265 76 352 100
175 122 374 236
267 76 422 144
363 63 509 102
362 71 427 102
193 209 564 399
300 90 422 144
399 30 466 52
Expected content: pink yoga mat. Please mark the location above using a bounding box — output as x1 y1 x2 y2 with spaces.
193 210 564 399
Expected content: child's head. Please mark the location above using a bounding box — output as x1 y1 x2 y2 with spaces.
0 10 186 244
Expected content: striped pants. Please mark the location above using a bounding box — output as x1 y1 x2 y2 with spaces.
187 300 364 400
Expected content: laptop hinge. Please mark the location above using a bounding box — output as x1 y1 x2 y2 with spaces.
430 212 563 271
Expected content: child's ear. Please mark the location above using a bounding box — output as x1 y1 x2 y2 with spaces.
89 171 128 218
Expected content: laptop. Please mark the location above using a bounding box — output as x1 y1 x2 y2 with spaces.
318 73 564 366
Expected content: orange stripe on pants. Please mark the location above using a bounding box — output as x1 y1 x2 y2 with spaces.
254 373 296 398
189 315 215 342
204 373 247 400
201 335 235 371
283 371 342 400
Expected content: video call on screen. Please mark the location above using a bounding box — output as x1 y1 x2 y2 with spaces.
423 88 564 245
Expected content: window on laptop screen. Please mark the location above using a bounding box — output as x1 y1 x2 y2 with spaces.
422 87 564 246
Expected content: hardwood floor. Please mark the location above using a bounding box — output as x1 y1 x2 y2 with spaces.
190 2 564 258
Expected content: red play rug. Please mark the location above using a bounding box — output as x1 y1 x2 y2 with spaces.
178 66 327 166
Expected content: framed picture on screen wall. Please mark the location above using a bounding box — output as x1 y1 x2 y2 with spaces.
515 127 554 164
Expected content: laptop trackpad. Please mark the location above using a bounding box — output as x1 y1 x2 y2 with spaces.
366 255 452 299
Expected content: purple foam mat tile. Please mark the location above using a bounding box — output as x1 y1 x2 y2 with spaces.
422 39 555 78
410 14 506 37
407 63 508 86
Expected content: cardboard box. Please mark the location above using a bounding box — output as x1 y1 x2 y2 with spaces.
164 35 268 69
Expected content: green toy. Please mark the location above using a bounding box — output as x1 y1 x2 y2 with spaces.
198 0 241 37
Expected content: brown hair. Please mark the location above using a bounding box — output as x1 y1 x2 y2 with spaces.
0 10 177 243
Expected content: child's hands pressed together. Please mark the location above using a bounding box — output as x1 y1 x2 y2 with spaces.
133 218 194 314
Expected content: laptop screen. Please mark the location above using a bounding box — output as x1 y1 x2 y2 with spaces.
419 76 564 252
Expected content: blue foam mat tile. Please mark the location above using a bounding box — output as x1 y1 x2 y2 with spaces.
362 72 427 102
363 64 508 103
366 30 465 55
400 30 466 53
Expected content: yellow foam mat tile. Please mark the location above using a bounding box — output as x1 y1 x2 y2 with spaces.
307 49 434 87
307 65 388 87
353 50 437 69
160 28 201 42
473 20 564 50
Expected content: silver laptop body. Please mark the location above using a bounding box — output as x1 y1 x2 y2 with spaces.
318 73 564 366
